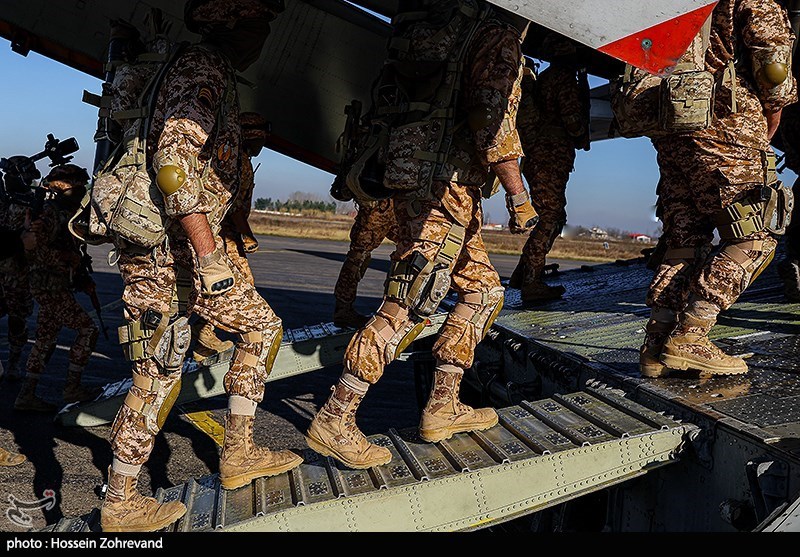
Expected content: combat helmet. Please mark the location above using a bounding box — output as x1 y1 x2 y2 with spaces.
42 164 90 208
184 0 285 34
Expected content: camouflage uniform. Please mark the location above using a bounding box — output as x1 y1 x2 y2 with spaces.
306 9 527 469
0 200 32 378
102 0 299 533
332 198 399 327
15 168 100 412
641 0 798 377
512 54 589 302
776 95 800 301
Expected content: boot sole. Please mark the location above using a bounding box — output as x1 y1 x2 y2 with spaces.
419 414 500 444
639 361 674 378
101 508 187 532
304 435 391 470
220 457 303 490
660 353 747 375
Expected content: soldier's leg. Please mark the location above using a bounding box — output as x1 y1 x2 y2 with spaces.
102 246 187 532
308 197 458 467
421 210 503 442
49 290 101 403
777 176 800 301
189 241 301 489
14 295 60 413
2 263 33 379
641 173 714 377
662 159 785 375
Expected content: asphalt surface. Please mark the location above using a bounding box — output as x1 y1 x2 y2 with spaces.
0 234 586 532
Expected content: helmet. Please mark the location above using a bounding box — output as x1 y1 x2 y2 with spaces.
43 164 89 206
184 0 285 34
240 111 270 144
0 155 40 196
541 33 577 58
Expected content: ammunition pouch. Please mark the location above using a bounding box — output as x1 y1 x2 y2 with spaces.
118 309 190 373
659 69 715 133
123 371 182 435
385 223 465 317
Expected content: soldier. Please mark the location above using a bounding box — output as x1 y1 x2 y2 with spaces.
0 157 36 381
332 198 399 329
639 0 797 378
305 0 538 469
101 0 301 532
509 35 591 304
14 164 101 412
190 110 269 362
775 91 800 302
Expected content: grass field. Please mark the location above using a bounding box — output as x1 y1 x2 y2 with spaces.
249 211 651 263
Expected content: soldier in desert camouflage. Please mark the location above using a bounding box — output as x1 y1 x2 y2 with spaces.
332 197 399 329
639 0 798 378
306 0 539 470
510 34 591 304
775 78 800 302
14 164 101 413
190 110 269 362
100 0 301 532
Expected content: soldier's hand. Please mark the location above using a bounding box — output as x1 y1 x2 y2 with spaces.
242 233 259 254
506 191 539 234
197 247 235 296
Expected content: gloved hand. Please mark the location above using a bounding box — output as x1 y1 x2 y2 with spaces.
506 191 539 234
197 248 235 296
241 232 259 254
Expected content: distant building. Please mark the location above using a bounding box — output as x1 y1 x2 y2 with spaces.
590 227 608 239
629 233 653 243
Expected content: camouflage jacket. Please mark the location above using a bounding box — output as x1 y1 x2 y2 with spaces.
518 64 588 147
26 200 83 290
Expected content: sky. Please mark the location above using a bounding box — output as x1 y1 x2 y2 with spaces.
1 38 795 238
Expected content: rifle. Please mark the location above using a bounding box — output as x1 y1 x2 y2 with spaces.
576 67 592 152
75 244 109 341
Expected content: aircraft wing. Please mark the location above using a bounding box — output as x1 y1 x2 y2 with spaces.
0 0 715 174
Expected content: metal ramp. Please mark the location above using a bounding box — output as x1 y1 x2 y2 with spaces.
41 385 698 532
55 312 447 427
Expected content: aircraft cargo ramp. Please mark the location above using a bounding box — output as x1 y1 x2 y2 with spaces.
459 251 800 531
39 385 694 532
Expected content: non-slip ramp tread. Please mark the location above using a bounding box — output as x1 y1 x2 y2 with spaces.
43 386 696 532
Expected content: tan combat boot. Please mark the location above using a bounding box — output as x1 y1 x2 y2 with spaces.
191 319 234 363
63 362 103 404
219 410 303 490
639 308 678 378
660 303 747 375
333 302 370 329
305 373 392 469
520 279 566 305
14 375 57 413
100 464 187 532
0 447 26 467
419 363 498 443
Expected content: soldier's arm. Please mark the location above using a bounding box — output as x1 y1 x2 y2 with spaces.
736 0 798 122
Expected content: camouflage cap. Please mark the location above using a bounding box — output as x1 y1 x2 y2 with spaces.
240 111 270 143
186 0 283 32
44 164 90 191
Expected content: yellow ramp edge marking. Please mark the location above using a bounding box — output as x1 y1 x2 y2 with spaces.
179 406 225 447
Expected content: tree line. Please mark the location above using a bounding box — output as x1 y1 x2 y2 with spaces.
253 197 338 214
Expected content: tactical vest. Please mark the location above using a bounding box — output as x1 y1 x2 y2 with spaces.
346 0 493 203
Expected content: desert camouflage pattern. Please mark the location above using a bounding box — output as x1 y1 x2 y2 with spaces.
516 64 587 282
334 199 398 307
148 44 240 229
189 0 276 27
0 201 32 345
647 0 797 316
344 185 502 382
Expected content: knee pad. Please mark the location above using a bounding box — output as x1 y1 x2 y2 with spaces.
235 325 284 377
344 301 423 383
454 287 506 340
720 238 777 289
123 372 182 436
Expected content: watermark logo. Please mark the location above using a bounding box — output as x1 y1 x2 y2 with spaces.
6 489 56 528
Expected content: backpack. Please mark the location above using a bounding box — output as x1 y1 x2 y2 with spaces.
71 36 189 251
609 15 732 139
340 0 495 203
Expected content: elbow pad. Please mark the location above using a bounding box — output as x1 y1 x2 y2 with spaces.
751 45 793 97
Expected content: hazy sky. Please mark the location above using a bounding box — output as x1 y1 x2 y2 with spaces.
1 40 795 237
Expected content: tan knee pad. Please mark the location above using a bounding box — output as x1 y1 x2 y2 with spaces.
720 237 778 290
343 301 423 383
432 287 504 368
235 324 284 379
122 371 182 436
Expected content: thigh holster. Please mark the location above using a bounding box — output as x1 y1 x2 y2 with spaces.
118 309 191 374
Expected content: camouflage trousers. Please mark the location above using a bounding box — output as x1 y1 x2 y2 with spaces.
519 138 575 281
334 199 398 306
344 182 503 382
647 141 778 313
26 289 98 377
0 256 33 352
221 224 255 287
110 236 282 466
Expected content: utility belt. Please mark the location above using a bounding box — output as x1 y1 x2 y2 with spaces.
386 223 465 316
